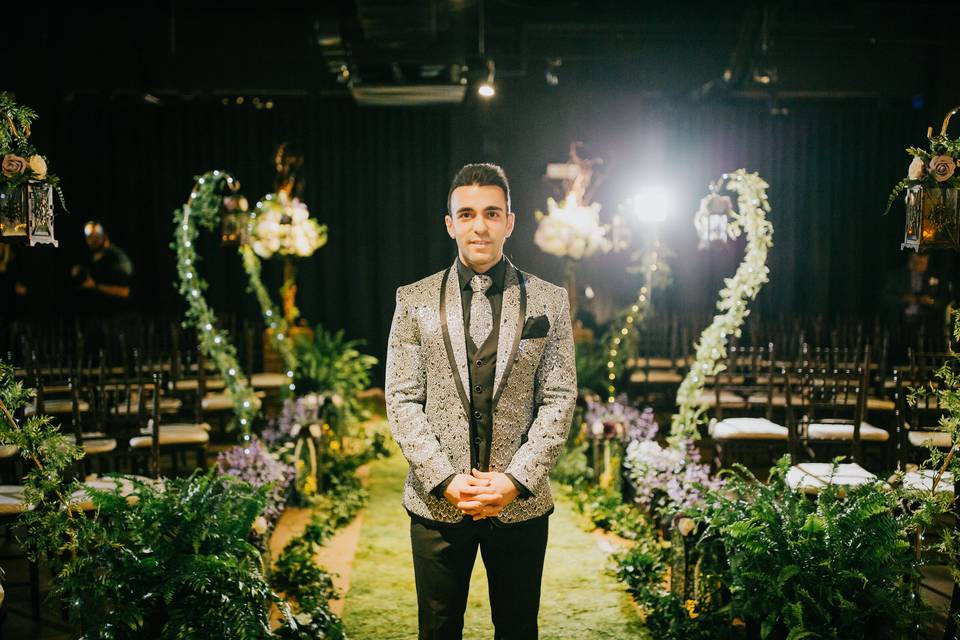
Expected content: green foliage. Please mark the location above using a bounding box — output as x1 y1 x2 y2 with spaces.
696 457 931 639
294 326 378 429
172 171 262 433
575 339 612 397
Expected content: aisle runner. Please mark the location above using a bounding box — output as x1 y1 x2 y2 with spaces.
342 445 646 639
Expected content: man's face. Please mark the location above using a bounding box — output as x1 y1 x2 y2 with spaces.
84 223 105 252
445 184 514 272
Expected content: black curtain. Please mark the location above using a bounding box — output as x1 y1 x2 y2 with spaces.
5 88 948 383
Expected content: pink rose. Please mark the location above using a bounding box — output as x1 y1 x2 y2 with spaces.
908 156 926 180
1 154 28 179
929 155 956 182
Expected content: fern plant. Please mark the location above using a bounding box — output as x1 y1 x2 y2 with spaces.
294 325 377 431
698 457 932 640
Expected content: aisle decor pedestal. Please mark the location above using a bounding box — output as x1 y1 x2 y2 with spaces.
0 93 66 246
885 104 960 252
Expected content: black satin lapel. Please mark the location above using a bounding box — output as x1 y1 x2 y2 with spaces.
439 267 471 422
492 268 527 408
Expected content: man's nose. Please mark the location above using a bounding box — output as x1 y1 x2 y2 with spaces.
472 216 487 232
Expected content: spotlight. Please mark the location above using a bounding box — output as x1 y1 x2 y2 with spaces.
545 58 561 86
478 59 496 99
625 186 671 223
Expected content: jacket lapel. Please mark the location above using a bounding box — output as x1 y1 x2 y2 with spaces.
493 259 527 408
439 263 471 422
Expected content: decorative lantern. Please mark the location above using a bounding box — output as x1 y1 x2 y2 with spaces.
0 181 57 246
219 178 248 247
695 192 733 248
885 105 960 252
902 184 959 252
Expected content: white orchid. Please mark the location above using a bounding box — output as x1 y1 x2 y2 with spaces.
533 192 611 260
249 193 327 259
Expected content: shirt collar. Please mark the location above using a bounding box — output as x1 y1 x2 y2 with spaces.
457 256 507 294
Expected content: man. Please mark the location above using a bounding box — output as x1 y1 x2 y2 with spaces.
883 252 951 352
385 163 577 640
70 220 134 316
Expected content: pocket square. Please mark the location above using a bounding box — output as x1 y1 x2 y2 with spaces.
521 314 550 339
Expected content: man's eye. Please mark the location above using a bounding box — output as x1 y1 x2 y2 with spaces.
487 211 499 218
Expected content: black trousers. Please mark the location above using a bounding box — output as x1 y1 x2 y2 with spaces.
410 514 549 640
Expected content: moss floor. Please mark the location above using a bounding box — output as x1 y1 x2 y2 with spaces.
341 441 647 639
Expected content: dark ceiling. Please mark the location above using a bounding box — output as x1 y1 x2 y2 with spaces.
4 1 958 108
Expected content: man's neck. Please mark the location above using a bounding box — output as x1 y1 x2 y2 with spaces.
458 252 503 274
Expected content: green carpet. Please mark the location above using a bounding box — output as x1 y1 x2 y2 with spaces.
342 442 647 639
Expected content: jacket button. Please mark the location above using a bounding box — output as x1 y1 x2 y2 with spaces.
474 410 482 420
475 385 483 393
474 437 482 445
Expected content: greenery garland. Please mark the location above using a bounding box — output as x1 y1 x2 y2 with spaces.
172 170 261 436
670 169 773 442
240 244 298 382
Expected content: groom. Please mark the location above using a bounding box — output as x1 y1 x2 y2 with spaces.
385 163 577 640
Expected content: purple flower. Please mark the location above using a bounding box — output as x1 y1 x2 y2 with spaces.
624 438 720 515
216 439 295 524
584 395 658 443
262 394 325 447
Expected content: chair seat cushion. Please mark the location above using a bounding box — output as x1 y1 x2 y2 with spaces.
251 372 290 388
202 391 265 412
866 397 896 411
0 445 18 458
698 390 747 407
629 370 683 384
129 423 210 448
711 417 788 440
901 470 954 494
747 393 788 407
70 476 155 510
112 397 182 416
25 399 90 416
0 485 28 514
807 422 889 442
65 435 118 455
907 430 952 449
786 462 876 494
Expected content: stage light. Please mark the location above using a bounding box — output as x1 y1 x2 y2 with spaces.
625 186 671 223
545 58 561 86
478 59 496 98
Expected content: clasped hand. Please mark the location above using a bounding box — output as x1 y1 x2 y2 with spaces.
443 469 519 520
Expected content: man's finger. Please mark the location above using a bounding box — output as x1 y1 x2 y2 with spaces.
459 485 494 496
471 469 493 478
463 475 492 486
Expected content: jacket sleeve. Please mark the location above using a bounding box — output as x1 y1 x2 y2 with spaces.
385 287 457 494
505 291 577 493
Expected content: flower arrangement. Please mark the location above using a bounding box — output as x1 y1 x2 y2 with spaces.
216 439 296 525
624 438 719 516
884 105 960 215
250 191 327 259
533 192 611 260
585 394 658 443
0 93 64 201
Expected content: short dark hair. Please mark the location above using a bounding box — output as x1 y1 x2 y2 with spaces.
447 163 511 214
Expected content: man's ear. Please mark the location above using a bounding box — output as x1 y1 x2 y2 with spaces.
505 211 516 238
444 214 456 239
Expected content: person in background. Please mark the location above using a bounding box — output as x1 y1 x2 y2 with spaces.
883 252 951 353
70 220 134 317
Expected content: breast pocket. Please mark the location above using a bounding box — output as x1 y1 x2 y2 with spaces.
517 336 548 362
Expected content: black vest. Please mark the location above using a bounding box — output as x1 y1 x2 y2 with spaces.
466 321 498 471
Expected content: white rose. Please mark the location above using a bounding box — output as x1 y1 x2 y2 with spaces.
590 420 604 436
28 155 47 180
908 156 926 181
295 612 314 626
251 516 268 535
677 517 696 537
309 423 322 439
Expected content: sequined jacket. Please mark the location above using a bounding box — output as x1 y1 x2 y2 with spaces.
385 258 577 524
